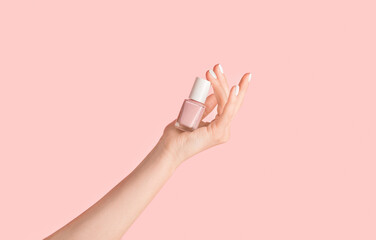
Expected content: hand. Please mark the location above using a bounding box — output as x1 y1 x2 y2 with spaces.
158 64 251 168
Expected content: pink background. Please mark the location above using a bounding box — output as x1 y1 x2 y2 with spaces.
1 0 375 239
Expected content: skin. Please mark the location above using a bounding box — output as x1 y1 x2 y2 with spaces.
45 64 251 240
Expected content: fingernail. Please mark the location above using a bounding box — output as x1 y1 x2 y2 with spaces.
209 69 217 79
235 85 239 96
218 64 224 74
248 73 252 82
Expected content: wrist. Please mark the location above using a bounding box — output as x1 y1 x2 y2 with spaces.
154 137 185 171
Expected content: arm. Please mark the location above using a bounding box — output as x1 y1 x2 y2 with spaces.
45 64 251 240
45 143 178 240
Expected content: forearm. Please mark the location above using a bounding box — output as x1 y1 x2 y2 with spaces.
46 142 178 240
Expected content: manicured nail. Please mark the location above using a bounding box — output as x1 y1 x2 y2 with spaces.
235 85 239 96
209 69 217 79
218 64 224 74
248 73 252 82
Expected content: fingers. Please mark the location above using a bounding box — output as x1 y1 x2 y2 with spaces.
234 73 251 113
206 69 227 115
213 64 230 96
218 72 252 126
202 94 217 119
217 85 239 126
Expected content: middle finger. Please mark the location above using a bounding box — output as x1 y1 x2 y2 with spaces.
206 69 227 115
213 64 230 96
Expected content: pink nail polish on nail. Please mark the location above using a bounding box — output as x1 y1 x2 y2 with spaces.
175 77 211 132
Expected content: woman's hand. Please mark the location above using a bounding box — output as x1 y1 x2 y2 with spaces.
158 64 252 168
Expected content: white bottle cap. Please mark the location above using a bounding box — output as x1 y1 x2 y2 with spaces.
188 77 211 104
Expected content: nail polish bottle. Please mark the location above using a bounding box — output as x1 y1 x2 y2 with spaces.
175 77 211 131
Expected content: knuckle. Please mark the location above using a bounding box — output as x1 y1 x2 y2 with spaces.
214 128 231 144
222 131 231 143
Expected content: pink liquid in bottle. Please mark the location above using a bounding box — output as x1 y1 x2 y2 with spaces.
175 77 211 132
